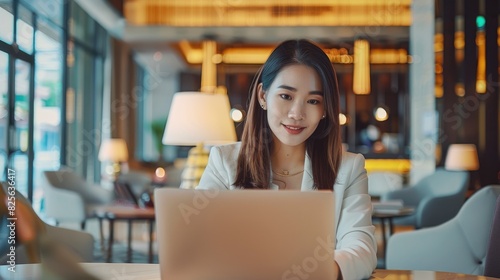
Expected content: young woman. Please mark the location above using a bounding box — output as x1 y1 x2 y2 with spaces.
197 39 377 279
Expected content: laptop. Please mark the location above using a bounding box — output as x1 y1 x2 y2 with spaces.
154 188 336 280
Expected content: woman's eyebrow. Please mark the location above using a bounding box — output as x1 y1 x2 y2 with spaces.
277 85 323 96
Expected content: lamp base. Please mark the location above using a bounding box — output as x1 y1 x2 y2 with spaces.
104 162 123 181
180 143 209 189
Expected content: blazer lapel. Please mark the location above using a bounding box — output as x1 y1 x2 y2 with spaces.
301 153 315 191
300 151 347 191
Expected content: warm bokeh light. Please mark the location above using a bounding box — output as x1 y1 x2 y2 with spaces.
374 107 389 122
339 113 348 125
230 108 245 122
455 83 465 97
155 167 166 179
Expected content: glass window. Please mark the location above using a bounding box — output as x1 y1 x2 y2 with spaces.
0 52 8 180
66 45 103 179
0 1 14 44
33 17 63 210
19 0 63 27
13 58 31 197
95 24 107 54
69 1 96 48
64 1 108 183
17 4 34 54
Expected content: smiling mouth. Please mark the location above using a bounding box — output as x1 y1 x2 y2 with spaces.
282 124 305 134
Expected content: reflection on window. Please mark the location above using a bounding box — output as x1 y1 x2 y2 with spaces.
34 29 61 163
69 1 96 48
0 52 8 180
19 0 63 26
13 59 30 198
0 3 14 44
34 24 63 213
17 4 34 54
14 59 30 152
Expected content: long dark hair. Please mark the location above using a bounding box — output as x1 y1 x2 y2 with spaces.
234 39 342 190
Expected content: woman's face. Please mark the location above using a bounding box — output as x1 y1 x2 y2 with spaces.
258 64 325 148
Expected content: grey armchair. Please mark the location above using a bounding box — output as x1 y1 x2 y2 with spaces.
386 185 500 275
485 194 500 278
381 167 469 228
0 182 98 279
3 224 96 264
43 166 114 229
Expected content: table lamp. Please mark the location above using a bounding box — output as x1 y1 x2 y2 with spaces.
162 92 237 189
445 144 480 190
98 138 129 180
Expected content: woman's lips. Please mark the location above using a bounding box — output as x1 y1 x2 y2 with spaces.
282 124 305 134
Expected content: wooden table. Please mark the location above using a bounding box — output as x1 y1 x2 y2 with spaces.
95 206 156 263
2 263 498 280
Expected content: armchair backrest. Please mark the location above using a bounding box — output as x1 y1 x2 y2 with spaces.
43 167 113 205
386 185 500 275
383 168 468 207
0 182 95 264
44 166 88 192
484 191 500 278
414 168 468 196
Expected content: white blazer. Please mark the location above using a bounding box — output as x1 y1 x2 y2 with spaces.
197 142 377 280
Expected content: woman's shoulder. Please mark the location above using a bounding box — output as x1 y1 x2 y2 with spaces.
340 151 366 170
334 151 367 188
209 142 242 163
210 142 241 155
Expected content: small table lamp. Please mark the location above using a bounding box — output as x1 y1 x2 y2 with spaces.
445 144 480 190
98 138 129 180
162 92 237 189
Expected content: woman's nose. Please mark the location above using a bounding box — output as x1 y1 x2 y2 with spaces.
288 102 305 120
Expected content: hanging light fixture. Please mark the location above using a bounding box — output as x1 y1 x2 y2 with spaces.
353 39 371 95
476 31 486 94
373 74 392 122
200 40 218 93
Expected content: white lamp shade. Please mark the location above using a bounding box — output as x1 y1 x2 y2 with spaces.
445 144 479 171
162 92 237 146
98 138 129 162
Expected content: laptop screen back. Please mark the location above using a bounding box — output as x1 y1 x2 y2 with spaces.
154 189 336 280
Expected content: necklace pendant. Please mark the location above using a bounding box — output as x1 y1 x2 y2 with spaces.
282 170 289 175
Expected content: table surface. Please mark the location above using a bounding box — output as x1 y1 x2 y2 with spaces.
372 207 415 218
1 263 498 280
94 205 156 219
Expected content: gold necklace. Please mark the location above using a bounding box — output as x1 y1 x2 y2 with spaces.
272 178 287 189
272 169 304 177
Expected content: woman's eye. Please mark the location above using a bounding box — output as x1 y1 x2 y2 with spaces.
308 99 321 105
279 94 292 100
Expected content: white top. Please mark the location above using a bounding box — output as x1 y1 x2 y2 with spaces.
197 142 377 280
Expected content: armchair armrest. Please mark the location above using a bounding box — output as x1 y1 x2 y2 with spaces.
44 225 95 262
44 187 86 222
386 222 471 272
